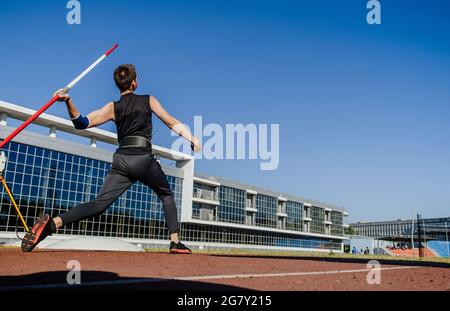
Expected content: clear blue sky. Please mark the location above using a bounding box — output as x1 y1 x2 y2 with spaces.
0 0 449 222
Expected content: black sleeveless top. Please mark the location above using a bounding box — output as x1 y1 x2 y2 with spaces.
114 93 153 155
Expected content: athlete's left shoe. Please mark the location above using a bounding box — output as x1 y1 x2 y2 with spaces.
21 214 52 252
169 241 192 254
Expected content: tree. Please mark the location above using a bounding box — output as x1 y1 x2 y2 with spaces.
345 226 357 235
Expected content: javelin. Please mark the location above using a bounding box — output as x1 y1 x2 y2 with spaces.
0 43 119 149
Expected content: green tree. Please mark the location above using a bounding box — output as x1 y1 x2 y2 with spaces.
345 226 357 235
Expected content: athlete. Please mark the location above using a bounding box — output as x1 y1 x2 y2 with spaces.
21 64 201 254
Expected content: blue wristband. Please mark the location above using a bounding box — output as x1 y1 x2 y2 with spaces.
71 114 89 130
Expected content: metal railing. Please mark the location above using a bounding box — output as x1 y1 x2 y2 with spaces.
193 188 217 201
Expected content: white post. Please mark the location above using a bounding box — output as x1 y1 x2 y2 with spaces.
0 113 7 126
49 125 57 138
90 137 97 148
177 158 194 223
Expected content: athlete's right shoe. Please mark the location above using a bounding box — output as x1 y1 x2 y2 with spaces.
21 214 52 252
169 241 192 254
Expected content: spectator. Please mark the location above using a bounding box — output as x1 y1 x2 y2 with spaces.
352 246 357 254
365 247 370 255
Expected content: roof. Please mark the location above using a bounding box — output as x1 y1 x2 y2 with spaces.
195 173 346 212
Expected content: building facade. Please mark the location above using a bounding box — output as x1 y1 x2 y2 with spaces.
351 217 450 241
0 100 348 252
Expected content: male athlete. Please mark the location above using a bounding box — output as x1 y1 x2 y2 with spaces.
21 64 201 254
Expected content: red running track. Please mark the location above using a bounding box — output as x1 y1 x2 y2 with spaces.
0 248 448 291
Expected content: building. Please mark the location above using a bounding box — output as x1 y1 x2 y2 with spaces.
351 217 450 241
0 100 349 252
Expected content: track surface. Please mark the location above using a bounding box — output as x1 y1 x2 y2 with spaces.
0 248 448 291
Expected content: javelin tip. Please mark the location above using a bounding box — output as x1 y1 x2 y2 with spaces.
105 43 119 56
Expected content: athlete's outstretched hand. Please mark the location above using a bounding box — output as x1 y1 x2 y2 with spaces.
53 89 71 102
150 95 202 153
191 137 202 153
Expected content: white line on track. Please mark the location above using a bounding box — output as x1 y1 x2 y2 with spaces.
0 266 419 291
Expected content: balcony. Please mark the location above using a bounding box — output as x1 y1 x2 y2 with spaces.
245 205 257 213
277 197 287 217
246 190 257 212
192 188 220 206
245 218 255 226
303 202 311 222
276 208 287 217
198 209 216 222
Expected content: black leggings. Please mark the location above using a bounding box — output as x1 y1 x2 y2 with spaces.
59 152 179 234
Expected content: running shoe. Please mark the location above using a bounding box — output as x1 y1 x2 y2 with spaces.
169 241 192 254
21 214 52 252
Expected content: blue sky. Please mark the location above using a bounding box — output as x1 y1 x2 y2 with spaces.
0 0 449 222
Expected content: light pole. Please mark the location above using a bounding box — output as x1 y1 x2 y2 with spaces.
411 210 416 257
446 221 449 257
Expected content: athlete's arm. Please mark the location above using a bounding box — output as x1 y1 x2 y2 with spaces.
54 89 79 119
149 95 201 152
85 102 115 128
54 89 115 129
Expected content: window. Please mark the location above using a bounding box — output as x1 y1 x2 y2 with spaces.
0 141 182 239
